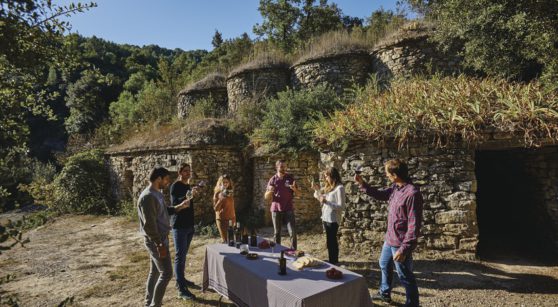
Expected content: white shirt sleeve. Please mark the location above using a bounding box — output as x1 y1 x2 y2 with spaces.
325 185 345 209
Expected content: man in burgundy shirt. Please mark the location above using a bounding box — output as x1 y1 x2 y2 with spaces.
355 159 423 307
265 159 300 249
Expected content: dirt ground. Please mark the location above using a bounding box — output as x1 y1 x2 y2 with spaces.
1 215 557 306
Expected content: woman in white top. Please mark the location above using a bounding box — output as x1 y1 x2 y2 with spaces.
312 167 345 264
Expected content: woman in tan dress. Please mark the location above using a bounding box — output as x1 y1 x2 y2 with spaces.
213 174 236 243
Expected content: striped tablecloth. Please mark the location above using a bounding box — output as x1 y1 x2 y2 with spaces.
202 240 373 307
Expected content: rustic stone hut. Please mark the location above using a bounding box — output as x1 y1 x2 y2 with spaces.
371 22 461 80
177 73 228 119
292 49 373 95
106 119 250 224
318 133 558 260
226 57 291 112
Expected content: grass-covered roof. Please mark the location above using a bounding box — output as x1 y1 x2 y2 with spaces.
106 118 243 154
179 73 226 95
312 75 558 149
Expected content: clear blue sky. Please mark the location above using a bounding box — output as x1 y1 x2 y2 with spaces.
55 0 404 51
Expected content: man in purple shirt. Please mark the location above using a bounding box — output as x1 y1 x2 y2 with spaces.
264 160 300 249
355 159 423 307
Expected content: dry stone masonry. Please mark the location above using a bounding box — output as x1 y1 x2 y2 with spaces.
320 143 479 260
177 74 228 119
226 66 290 112
252 153 322 228
291 51 373 95
371 26 461 80
108 145 249 225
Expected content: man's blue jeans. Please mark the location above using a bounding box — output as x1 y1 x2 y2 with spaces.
172 227 194 292
378 242 419 307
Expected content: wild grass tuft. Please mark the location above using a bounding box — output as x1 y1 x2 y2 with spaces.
312 75 558 148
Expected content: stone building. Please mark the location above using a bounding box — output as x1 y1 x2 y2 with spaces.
319 135 558 260
292 50 373 95
177 73 228 119
371 22 461 80
106 120 250 225
226 58 290 112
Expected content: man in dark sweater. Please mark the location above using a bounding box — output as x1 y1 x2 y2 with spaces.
355 159 423 307
169 163 200 300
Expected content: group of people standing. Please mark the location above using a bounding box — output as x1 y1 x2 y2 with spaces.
137 158 422 307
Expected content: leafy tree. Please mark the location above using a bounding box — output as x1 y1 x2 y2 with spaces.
412 0 558 84
365 8 406 39
297 0 343 42
0 0 96 211
0 0 96 253
64 69 113 134
253 0 302 53
211 29 224 48
342 15 363 31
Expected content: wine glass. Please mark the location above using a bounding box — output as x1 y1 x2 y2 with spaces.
284 179 291 188
269 239 276 255
355 164 363 175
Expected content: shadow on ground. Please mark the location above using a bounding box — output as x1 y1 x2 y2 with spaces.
341 258 558 296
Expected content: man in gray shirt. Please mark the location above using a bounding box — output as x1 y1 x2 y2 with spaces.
137 167 178 307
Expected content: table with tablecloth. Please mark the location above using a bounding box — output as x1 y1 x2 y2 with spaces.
202 240 372 307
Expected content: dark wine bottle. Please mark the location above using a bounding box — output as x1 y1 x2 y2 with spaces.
250 229 258 247
227 220 235 247
241 227 249 244
235 222 242 248
278 251 287 275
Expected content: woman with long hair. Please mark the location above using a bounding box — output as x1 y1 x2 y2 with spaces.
312 167 345 265
213 174 236 243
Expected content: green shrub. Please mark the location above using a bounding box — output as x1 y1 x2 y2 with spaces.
186 96 226 121
226 98 266 135
117 199 137 221
251 84 345 153
195 222 219 237
51 149 115 214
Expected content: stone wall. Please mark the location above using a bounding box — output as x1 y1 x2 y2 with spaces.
291 52 373 95
371 34 461 80
177 88 228 119
226 67 290 112
107 146 249 224
320 143 479 260
252 153 322 227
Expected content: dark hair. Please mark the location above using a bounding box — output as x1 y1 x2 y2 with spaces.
384 159 410 182
149 167 170 182
275 159 286 167
178 163 190 172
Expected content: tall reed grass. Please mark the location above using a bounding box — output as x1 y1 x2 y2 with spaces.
312 75 558 148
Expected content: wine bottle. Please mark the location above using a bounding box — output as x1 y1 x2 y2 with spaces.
241 227 249 244
235 222 242 248
227 220 235 247
278 251 287 275
250 229 258 247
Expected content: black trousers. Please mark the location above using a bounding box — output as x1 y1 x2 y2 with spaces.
323 221 339 264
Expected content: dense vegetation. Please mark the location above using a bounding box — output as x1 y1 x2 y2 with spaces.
1 0 557 222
